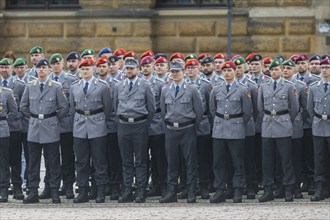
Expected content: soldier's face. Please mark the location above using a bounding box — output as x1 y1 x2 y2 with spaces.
14 65 27 78
141 64 154 76
97 63 109 77
171 69 184 83
50 61 64 74
282 66 295 79
201 63 214 75
155 63 168 75
81 66 94 80
235 64 245 78
321 65 330 78
117 56 124 69
125 67 138 79
109 62 119 74
214 59 225 72
296 61 308 74
0 65 12 78
82 55 95 62
270 66 282 80
186 65 199 78
250 61 262 74
36 65 50 79
223 68 235 82
67 59 79 72
309 60 321 75
30 53 44 65
262 63 271 76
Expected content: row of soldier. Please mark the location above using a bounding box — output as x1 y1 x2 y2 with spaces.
0 46 329 204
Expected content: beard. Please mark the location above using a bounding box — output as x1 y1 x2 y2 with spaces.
203 70 213 76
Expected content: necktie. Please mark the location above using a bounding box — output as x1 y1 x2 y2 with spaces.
175 85 180 97
324 83 329 93
273 81 277 91
83 82 89 95
299 76 304 81
129 81 133 92
226 84 230 92
40 83 44 92
253 78 258 83
2 80 7 87
54 76 59 81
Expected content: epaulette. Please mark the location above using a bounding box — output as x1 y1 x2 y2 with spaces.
113 78 120 83
28 79 37 85
1 87 13 92
155 77 164 84
296 80 307 86
51 80 61 86
66 73 77 80
309 81 318 87
283 79 293 85
98 78 108 85
261 79 270 84
238 81 248 88
201 78 211 85
311 73 321 79
14 78 25 85
71 80 79 86
247 78 257 85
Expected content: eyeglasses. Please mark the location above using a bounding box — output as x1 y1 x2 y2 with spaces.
321 66 330 70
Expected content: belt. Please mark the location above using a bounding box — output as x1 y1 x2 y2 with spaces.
215 112 243 119
156 108 161 113
0 116 6 121
76 108 103 116
119 115 148 123
165 120 195 128
264 110 289 117
31 112 57 119
315 113 330 120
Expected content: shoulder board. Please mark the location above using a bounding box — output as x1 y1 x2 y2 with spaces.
311 74 321 79
28 79 37 84
309 81 318 87
71 80 79 86
113 78 120 83
264 75 271 79
2 87 13 92
155 77 164 83
66 74 76 80
247 78 257 85
283 79 293 85
51 80 61 86
15 78 25 85
296 80 306 86
261 79 270 84
238 81 247 87
97 79 108 85
201 78 211 84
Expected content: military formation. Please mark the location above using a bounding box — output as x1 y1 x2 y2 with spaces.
0 46 329 204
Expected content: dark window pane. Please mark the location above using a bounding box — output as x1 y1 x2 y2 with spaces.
156 0 226 7
6 0 79 8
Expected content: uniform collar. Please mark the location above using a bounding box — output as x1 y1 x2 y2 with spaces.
83 76 94 85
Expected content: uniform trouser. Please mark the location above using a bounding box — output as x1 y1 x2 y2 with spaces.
74 136 108 187
313 136 330 183
197 134 212 184
262 137 295 187
302 128 314 183
0 137 10 188
149 134 167 186
106 132 123 185
213 138 245 190
118 122 149 189
9 131 22 187
59 132 75 186
165 125 197 187
22 132 29 187
255 133 263 184
244 135 257 189
28 141 61 189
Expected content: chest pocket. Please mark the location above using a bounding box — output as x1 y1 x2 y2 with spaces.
165 97 173 105
92 97 102 106
279 94 287 99
74 98 80 108
133 95 144 105
45 97 56 109
180 97 191 104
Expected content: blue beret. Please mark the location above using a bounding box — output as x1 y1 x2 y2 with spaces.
36 58 50 68
108 55 119 63
275 55 285 63
154 53 167 60
309 54 321 62
98 47 112 57
170 61 184 71
124 58 138 68
66 51 80 61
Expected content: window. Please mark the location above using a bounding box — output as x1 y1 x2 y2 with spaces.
156 0 227 7
6 0 80 9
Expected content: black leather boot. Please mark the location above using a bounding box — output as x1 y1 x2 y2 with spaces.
13 185 24 200
23 188 39 204
187 185 196 203
259 186 274 203
118 187 134 203
200 183 210 199
177 187 188 199
65 184 74 199
159 185 177 203
210 189 225 203
246 186 256 199
88 183 97 200
39 186 51 199
225 187 233 199
73 187 89 203
310 181 324 201
146 184 161 197
96 185 105 203
135 188 146 203
110 184 120 200
274 184 284 198
233 188 242 203
294 184 303 199
59 185 66 196
0 187 9 203
285 185 293 202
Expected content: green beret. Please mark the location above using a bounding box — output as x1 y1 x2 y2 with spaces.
282 60 296 67
50 53 63 64
269 59 282 70
29 46 43 54
200 56 214 64
13 58 27 67
184 54 198 61
0 58 13 66
233 57 246 66
81 49 95 58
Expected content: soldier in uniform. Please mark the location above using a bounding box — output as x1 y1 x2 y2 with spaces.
113 48 126 73
140 56 167 198
154 57 170 83
108 55 125 81
96 56 122 200
309 55 321 76
262 57 273 77
209 61 252 203
234 57 259 199
26 46 44 78
49 53 76 199
159 61 203 203
282 59 309 199
0 58 26 200
81 49 96 62
20 58 69 204
13 58 36 83
307 58 330 201
69 58 112 203
201 56 225 86
258 59 299 203
66 51 82 79
169 52 185 66
185 58 212 199
0 85 18 202
213 53 227 77
113 58 155 203
98 47 112 58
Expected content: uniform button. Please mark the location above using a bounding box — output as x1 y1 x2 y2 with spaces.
226 99 228 101
85 118 87 120
273 98 275 100
39 120 41 123
85 105 87 106
325 98 327 100
40 100 42 102
225 111 227 113
225 105 227 107
273 104 275 106
39 107 41 109
85 98 87 100
324 105 327 107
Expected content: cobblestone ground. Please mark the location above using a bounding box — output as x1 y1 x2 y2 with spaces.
1 193 329 220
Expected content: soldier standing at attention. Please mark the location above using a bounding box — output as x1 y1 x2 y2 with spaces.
26 46 44 78
66 51 82 79
20 58 69 204
113 58 155 203
258 59 299 203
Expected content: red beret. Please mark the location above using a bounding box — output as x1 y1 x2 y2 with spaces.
170 52 185 61
198 53 211 60
320 58 330 65
123 51 137 60
289 54 299 63
231 54 242 61
141 50 154 60
214 53 227 60
221 61 236 70
113 48 126 56
263 57 273 65
96 56 108 67
79 58 95 68
245 53 256 62
155 57 167 64
185 59 199 68
295 54 309 63
140 56 154 66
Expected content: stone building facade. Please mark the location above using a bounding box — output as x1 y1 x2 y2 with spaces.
0 0 329 62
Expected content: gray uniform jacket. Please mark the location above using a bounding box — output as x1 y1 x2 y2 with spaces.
50 72 77 133
205 73 225 86
258 78 299 138
160 81 204 130
307 80 330 137
20 79 69 144
144 76 165 136
0 87 18 138
70 78 112 139
26 67 37 78
0 77 25 132
113 78 156 125
186 77 211 136
210 80 252 139
102 75 119 134
14 74 36 83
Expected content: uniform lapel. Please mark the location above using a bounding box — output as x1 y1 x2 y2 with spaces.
226 81 237 98
86 78 96 96
273 78 283 96
39 80 50 100
128 78 139 97
174 82 185 101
